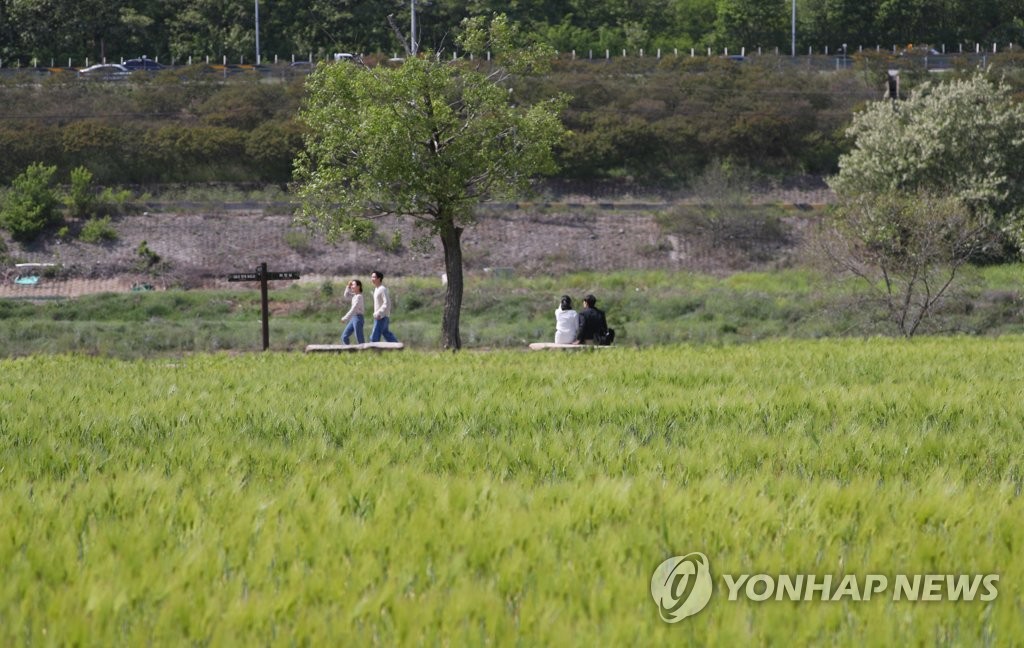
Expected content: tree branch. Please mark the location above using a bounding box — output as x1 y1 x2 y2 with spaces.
386 14 411 57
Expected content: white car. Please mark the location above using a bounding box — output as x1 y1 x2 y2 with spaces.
78 63 130 79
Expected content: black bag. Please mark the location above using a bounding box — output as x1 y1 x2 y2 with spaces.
597 327 615 346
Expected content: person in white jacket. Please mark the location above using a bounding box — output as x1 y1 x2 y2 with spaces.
340 279 365 344
554 295 578 344
369 270 399 343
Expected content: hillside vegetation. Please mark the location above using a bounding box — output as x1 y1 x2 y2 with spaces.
6 54 1024 189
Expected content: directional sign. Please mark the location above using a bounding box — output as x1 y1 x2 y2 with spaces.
266 271 300 280
228 270 300 282
225 263 301 350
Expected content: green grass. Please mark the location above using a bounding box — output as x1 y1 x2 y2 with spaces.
1 340 1023 644
4 266 1024 357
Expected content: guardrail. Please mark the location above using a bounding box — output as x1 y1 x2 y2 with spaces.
2 42 1020 69
0 46 1017 80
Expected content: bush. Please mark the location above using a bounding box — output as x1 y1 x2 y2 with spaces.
656 162 792 264
284 230 312 252
136 240 163 271
66 166 97 218
97 187 137 215
79 216 118 244
0 163 61 241
245 122 305 182
0 124 63 185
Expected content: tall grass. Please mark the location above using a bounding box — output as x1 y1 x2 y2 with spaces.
1 339 1022 644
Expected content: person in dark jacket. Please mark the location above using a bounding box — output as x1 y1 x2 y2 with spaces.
575 294 609 344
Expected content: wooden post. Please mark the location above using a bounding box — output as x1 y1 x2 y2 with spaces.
227 262 300 351
258 262 270 350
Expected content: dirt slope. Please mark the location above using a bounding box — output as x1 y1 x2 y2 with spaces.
3 187 833 297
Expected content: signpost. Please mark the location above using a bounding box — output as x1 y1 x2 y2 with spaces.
227 262 300 350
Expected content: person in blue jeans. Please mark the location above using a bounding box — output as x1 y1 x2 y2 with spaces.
340 279 365 344
369 270 399 343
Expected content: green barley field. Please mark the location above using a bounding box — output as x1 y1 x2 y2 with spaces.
2 339 1023 645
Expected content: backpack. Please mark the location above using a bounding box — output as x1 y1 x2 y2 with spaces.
597 327 615 346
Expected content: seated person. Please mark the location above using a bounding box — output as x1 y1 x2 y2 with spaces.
554 295 578 344
575 294 610 345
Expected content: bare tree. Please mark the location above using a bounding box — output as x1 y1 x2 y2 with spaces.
824 192 994 337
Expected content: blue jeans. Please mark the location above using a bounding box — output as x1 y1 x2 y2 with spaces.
342 315 365 344
370 316 398 342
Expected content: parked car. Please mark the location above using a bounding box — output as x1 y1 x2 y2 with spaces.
77 63 130 79
123 57 164 71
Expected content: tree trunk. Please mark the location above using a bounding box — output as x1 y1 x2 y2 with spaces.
439 220 464 350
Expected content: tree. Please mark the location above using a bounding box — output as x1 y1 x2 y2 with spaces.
294 14 568 350
799 0 877 48
712 0 789 49
66 165 97 218
662 161 791 265
825 192 989 337
167 0 253 61
830 73 1024 250
827 73 1024 335
0 163 61 242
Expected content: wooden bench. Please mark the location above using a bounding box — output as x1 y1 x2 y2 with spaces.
305 342 405 353
528 342 608 350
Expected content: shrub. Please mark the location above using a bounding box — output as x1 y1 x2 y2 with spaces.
656 162 792 264
198 83 290 130
245 122 305 182
61 122 124 167
0 124 62 185
79 216 118 244
283 229 312 253
97 187 137 215
0 163 61 241
66 166 97 218
136 240 162 270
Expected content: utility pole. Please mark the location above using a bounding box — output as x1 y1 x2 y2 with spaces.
255 0 261 64
410 0 418 55
791 0 796 57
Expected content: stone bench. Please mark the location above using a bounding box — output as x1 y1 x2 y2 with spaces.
528 342 609 350
305 342 405 353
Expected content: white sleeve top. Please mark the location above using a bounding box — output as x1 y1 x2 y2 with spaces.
373 285 391 318
342 288 364 321
554 307 578 344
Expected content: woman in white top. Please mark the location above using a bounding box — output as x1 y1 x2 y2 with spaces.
341 279 365 344
554 295 578 344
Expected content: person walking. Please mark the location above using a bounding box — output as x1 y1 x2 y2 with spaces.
575 294 611 345
369 270 399 343
554 295 578 344
340 279 365 344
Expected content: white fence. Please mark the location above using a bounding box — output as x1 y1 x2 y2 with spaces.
0 41 1018 71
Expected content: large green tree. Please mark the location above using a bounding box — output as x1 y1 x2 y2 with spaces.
830 73 1024 244
712 0 789 49
294 15 568 350
827 73 1024 334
